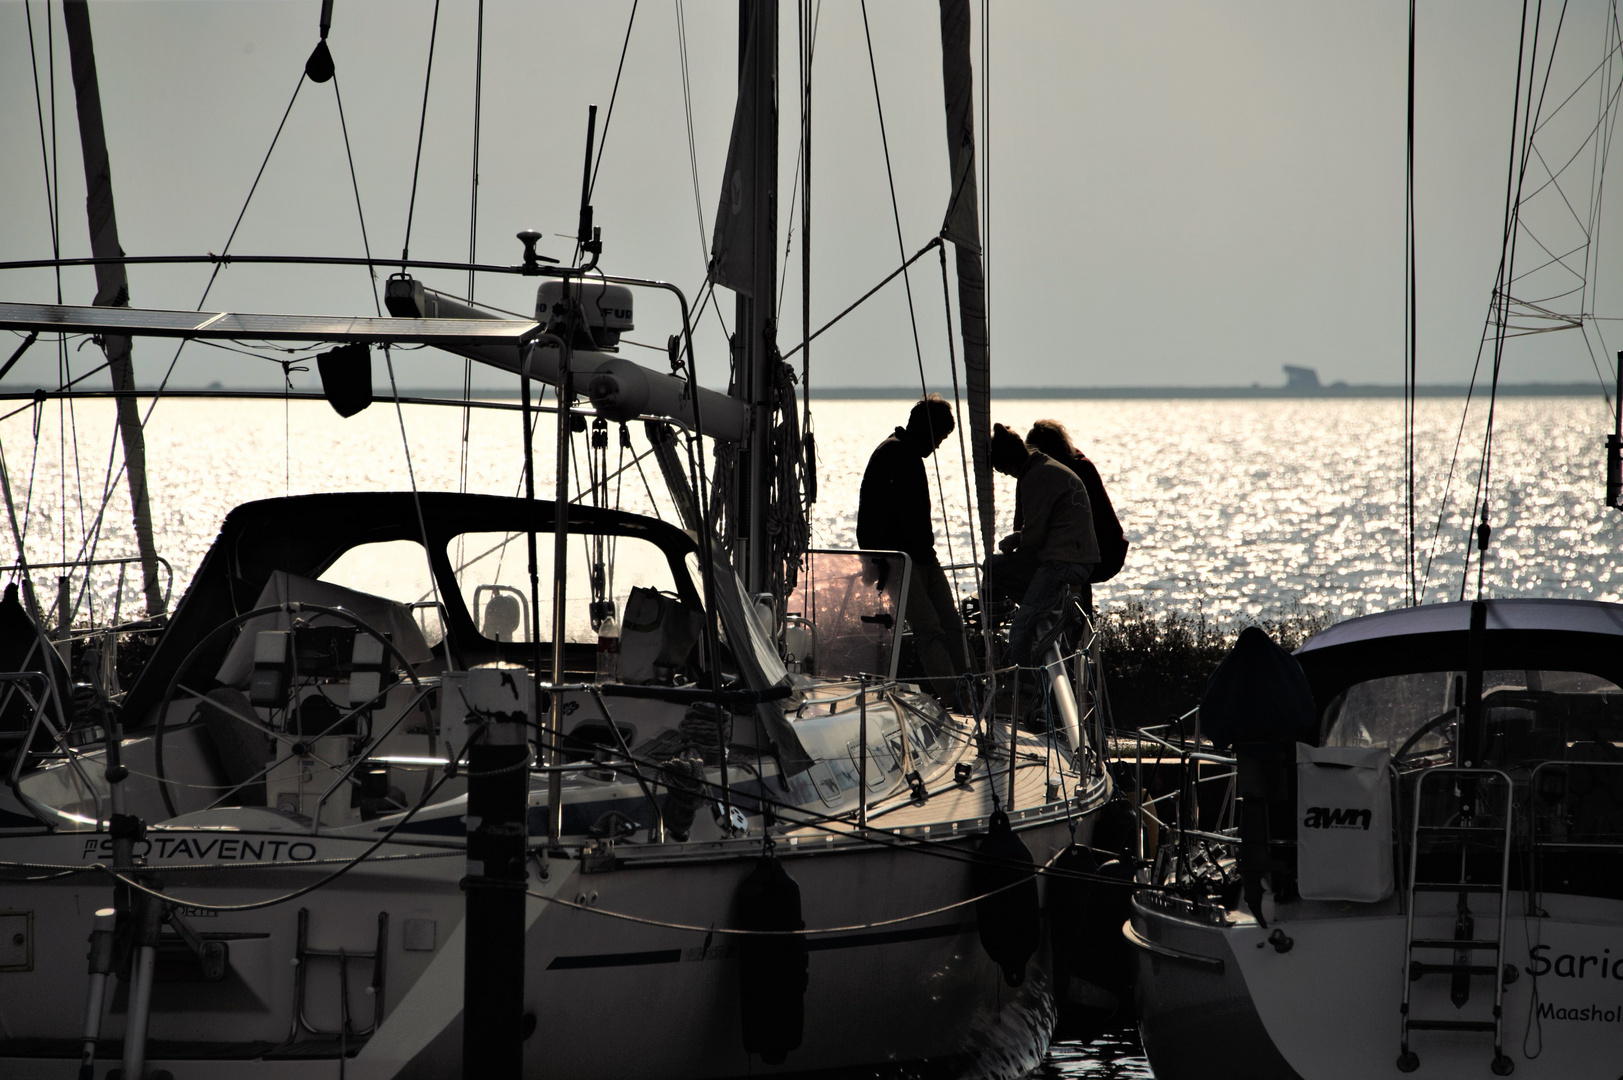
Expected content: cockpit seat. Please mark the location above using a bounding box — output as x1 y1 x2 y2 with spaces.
195 687 271 806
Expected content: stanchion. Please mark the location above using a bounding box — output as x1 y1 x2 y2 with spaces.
77 907 115 1080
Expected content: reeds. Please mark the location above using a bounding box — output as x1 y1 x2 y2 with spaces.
1094 600 1330 730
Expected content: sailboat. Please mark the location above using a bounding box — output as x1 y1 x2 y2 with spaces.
1126 6 1623 1078
0 2 1122 1077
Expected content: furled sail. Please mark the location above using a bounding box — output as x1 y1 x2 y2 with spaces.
710 17 761 297
937 0 994 554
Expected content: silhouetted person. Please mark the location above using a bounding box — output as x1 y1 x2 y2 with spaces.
985 423 1100 666
0 582 69 747
857 395 969 699
1024 419 1128 611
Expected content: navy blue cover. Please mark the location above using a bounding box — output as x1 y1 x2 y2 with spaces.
1200 626 1317 748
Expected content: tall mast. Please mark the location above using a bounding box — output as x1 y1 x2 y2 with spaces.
62 0 166 617
937 0 994 556
734 0 778 594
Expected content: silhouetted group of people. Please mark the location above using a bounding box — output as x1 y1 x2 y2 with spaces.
857 396 1127 699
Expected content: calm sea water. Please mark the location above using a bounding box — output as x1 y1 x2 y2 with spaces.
6 395 1620 633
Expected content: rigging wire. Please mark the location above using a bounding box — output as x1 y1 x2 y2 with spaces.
859 2 963 591
1421 0 1535 602
384 347 453 655
1405 0 1418 607
56 68 307 625
776 0 821 323
20 0 56 586
1465 0 1564 602
938 245 985 641
461 0 485 513
798 0 817 505
331 74 382 318
674 0 709 267
587 0 640 201
981 0 991 356
400 0 442 270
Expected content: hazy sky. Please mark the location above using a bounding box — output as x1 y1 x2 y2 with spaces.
2 0 1621 394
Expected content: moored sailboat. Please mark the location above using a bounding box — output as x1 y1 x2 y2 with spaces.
0 2 1127 1077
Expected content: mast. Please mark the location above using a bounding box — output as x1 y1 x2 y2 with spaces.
62 0 166 617
937 0 994 556
735 0 778 594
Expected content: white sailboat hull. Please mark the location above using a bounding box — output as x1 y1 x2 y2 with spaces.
0 810 1083 1079
1131 891 1623 1080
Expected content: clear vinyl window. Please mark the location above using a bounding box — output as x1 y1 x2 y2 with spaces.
318 539 444 646
1323 669 1623 764
449 531 678 644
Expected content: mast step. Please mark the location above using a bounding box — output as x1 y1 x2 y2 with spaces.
1408 939 1501 950
1409 961 1497 980
1405 1019 1497 1033
1412 882 1502 892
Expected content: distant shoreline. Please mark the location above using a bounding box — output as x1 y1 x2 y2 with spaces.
803 382 1603 400
29 381 1598 401
403 382 1604 400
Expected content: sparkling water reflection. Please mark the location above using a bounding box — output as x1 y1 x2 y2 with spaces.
3 396 1620 628
811 396 1623 621
1038 1026 1154 1078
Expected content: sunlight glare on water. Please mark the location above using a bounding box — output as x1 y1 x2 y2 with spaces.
812 396 1623 620
4 396 1622 630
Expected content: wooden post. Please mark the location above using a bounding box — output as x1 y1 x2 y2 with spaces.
461 665 531 1079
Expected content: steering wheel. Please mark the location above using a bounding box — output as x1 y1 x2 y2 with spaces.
1392 709 1457 767
152 602 422 820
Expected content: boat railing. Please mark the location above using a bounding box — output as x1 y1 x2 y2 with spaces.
6 554 175 634
0 669 102 827
1527 758 1623 851
1108 713 1244 876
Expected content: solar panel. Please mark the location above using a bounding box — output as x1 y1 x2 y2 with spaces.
0 301 541 346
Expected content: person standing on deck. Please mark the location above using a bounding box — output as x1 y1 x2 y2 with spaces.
985 423 1101 666
857 395 970 700
1024 419 1128 613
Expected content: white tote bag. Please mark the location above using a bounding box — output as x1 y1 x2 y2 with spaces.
1296 744 1394 902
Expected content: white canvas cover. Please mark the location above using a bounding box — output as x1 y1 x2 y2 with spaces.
1296 743 1394 902
617 587 701 685
216 571 433 687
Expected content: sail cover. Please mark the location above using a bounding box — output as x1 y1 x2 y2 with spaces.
0 302 541 346
710 15 761 297
938 0 994 553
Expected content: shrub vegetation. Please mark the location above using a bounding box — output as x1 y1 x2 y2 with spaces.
1094 601 1330 731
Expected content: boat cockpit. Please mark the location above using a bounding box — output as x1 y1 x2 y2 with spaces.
0 492 965 842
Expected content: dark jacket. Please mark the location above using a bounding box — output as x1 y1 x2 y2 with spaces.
1014 450 1100 565
1014 449 1127 581
857 428 936 563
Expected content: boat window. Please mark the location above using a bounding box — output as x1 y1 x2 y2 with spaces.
318 540 444 646
450 531 677 644
1323 670 1623 763
847 741 894 791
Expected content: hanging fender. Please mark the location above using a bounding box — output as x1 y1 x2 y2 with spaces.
734 855 809 1065
972 809 1041 987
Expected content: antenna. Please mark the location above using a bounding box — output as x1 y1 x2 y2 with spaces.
576 105 603 266
1609 350 1622 511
